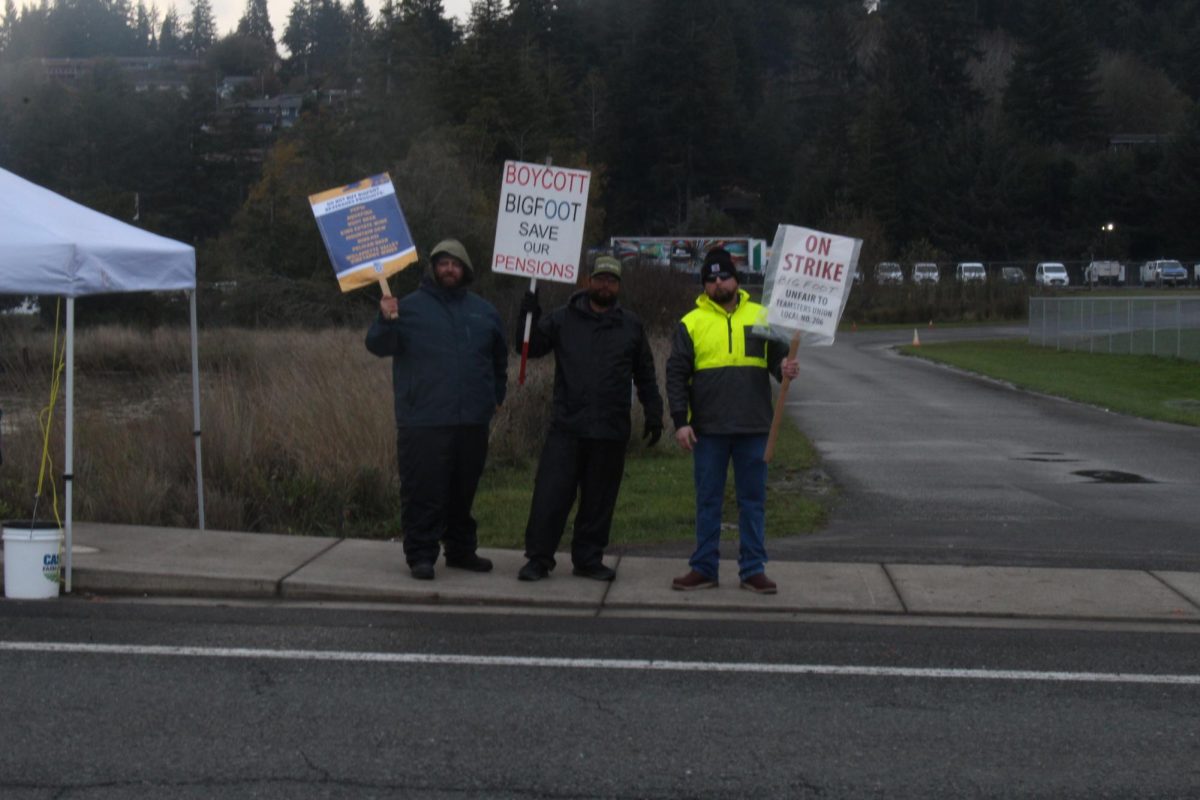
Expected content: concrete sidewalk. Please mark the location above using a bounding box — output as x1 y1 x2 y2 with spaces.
5 522 1200 625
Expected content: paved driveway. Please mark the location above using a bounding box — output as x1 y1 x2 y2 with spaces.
770 324 1200 571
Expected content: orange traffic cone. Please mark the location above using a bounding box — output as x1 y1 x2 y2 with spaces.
851 321 858 332
912 329 921 346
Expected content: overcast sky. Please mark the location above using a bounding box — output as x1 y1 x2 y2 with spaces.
208 0 473 50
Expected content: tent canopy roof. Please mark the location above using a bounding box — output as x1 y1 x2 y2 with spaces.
0 167 195 297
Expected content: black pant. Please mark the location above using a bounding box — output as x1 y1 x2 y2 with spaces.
523 432 626 570
397 425 489 566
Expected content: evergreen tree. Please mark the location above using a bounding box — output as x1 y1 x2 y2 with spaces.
361 0 455 158
399 0 456 55
851 87 917 246
282 0 314 68
309 0 350 78
1157 104 1200 254
159 4 183 54
509 0 552 47
186 0 217 55
280 0 353 80
608 0 744 232
1003 0 1100 146
40 0 141 57
879 0 981 136
346 0 370 72
135 1 155 53
236 0 274 47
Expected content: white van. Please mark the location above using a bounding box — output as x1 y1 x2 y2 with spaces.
955 262 986 283
912 262 939 285
1035 262 1069 287
875 262 904 285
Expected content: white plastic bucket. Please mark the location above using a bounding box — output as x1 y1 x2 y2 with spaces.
3 520 63 599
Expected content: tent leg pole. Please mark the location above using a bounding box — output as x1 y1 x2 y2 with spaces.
65 298 74 594
189 290 205 531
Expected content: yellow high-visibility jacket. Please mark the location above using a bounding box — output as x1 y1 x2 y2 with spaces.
665 289 785 435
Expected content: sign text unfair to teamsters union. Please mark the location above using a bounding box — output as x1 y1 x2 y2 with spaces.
492 160 591 285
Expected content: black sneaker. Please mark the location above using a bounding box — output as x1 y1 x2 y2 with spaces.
518 559 550 582
410 561 435 580
445 553 494 572
572 563 616 582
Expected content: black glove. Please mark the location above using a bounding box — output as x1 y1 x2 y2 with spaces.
519 290 541 318
643 421 663 447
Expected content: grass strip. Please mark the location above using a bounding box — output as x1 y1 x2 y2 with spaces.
902 339 1200 427
473 416 826 549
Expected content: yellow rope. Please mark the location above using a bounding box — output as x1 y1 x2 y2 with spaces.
33 298 66 529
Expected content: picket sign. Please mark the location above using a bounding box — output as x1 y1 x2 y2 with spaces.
760 225 862 463
491 157 591 384
308 173 418 319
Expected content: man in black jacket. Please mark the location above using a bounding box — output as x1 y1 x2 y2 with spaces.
515 256 664 582
365 239 508 581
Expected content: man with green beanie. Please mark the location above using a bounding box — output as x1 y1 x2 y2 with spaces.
366 238 508 581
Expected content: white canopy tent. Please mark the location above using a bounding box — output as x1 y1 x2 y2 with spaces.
0 166 206 592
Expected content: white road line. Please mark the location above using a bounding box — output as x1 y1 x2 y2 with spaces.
3 641 1199 686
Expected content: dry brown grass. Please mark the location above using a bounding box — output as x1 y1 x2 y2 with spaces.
0 321 667 537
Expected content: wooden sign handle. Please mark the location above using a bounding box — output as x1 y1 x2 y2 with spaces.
763 331 801 464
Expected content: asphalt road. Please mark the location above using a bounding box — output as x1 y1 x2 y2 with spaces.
767 324 1200 571
2 600 1199 799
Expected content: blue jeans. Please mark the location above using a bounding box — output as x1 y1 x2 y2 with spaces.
689 433 768 581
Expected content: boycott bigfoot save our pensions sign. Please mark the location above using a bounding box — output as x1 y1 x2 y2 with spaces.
492 160 591 284
493 160 592 383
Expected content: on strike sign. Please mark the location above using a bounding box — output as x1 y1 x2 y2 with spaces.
763 225 861 345
492 160 591 285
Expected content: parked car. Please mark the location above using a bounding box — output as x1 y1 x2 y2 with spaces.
1084 260 1124 286
1194 264 1200 287
955 262 987 283
912 262 939 285
1140 259 1188 287
875 261 904 285
1000 267 1026 285
1035 262 1069 287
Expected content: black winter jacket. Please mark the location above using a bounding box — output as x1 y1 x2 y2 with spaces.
366 276 508 428
519 291 663 441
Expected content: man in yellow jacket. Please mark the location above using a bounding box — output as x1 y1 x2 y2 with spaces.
665 247 799 594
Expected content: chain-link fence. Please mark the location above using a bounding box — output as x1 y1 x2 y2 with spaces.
1028 296 1200 362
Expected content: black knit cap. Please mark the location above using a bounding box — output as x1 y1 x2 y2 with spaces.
700 247 739 282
